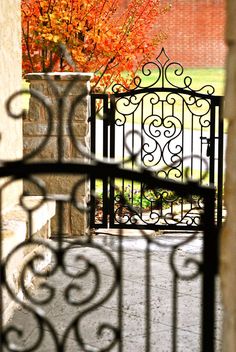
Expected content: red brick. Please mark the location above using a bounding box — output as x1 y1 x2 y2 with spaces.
121 0 226 67
156 0 226 67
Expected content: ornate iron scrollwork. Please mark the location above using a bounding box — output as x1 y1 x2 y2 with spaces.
0 49 222 351
112 48 215 95
89 48 223 229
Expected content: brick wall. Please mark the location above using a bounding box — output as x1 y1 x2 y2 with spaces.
122 0 226 67
158 0 226 67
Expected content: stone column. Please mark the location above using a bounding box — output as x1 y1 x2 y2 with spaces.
0 0 23 211
221 1 236 350
24 73 93 236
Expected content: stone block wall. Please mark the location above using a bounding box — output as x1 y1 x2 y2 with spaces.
24 73 92 236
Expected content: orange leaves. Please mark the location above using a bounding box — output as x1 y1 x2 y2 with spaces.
21 0 169 91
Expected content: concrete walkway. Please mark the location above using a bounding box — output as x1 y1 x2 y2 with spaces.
4 231 223 351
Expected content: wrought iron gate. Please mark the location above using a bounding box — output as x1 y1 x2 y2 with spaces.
1 73 221 351
1 166 220 352
90 49 224 230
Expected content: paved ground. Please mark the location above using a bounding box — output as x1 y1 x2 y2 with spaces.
3 230 223 351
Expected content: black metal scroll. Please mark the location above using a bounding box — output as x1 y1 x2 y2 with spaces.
0 51 221 351
90 48 224 229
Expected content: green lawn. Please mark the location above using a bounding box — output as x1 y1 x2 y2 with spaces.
180 68 225 96
140 67 225 96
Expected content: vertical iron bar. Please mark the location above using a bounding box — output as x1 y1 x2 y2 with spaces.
90 94 97 228
131 111 134 205
103 97 109 160
217 101 224 228
181 101 184 219
209 101 216 186
191 113 194 179
102 177 108 228
202 188 217 352
102 95 109 227
200 127 203 183
145 239 151 352
181 100 184 182
161 100 164 165
57 200 64 251
109 95 116 227
172 274 178 352
118 229 123 352
122 124 125 194
190 113 194 210
141 99 144 218
28 211 33 240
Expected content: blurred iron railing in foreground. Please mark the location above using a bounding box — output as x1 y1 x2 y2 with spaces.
0 50 221 351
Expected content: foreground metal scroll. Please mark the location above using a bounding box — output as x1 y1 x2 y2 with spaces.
0 68 221 351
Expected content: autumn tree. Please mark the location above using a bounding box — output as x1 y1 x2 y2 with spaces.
21 0 170 92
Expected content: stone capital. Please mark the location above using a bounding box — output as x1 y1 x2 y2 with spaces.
25 72 93 82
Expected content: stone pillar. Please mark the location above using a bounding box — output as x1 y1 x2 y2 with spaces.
0 0 23 211
221 1 236 350
24 73 93 236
